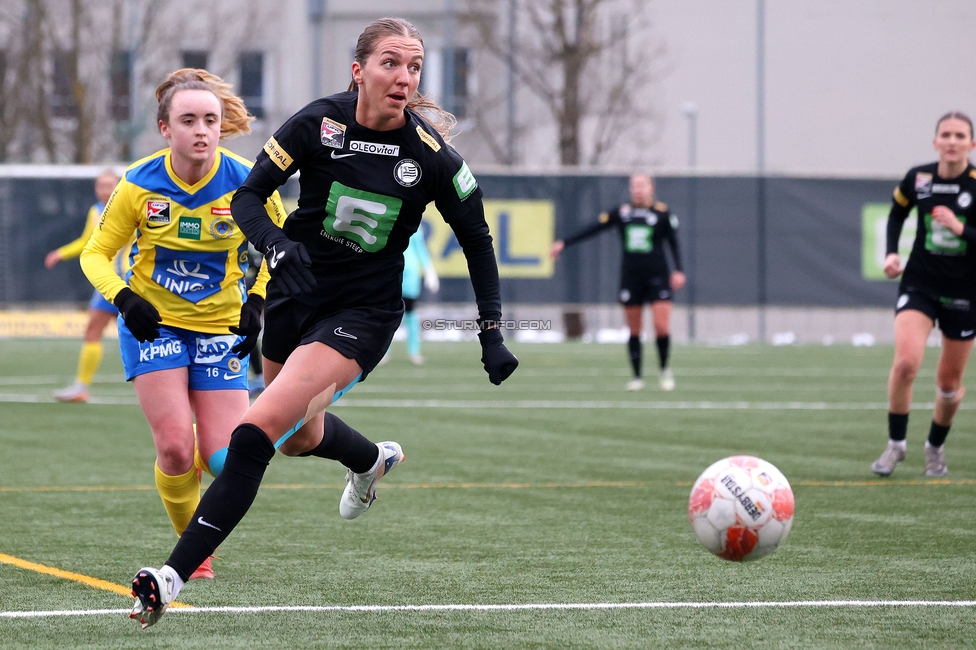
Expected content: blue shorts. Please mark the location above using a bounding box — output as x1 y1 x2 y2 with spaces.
118 317 249 390
89 290 119 315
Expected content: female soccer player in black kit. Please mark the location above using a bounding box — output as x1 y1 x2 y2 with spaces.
872 112 976 478
128 17 518 628
550 174 685 391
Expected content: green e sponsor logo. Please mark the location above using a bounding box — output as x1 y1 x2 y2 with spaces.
453 161 477 200
178 217 202 240
625 224 653 253
323 182 402 252
925 212 967 255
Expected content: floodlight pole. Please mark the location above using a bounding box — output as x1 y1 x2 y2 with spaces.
756 0 768 344
682 101 698 343
308 0 326 100
506 0 517 165
443 0 456 115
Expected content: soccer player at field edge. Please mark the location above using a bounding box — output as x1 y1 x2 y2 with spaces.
550 174 686 391
44 170 124 403
380 228 440 365
80 68 287 580
127 17 518 628
872 111 976 478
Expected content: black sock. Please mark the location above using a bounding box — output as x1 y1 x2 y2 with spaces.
165 423 274 582
298 412 379 473
627 336 642 378
888 412 908 442
656 335 670 370
928 421 951 447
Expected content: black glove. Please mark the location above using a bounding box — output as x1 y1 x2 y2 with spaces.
478 328 519 385
265 239 317 297
114 287 161 343
230 294 265 359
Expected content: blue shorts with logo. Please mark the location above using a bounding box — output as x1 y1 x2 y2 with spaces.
118 317 249 389
88 289 119 315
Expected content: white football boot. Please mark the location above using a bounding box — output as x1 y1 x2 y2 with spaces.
871 441 906 477
129 566 177 629
339 442 405 520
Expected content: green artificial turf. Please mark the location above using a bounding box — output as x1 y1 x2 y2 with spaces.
0 339 973 648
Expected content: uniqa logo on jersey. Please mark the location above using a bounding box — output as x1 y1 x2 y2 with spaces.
151 246 226 303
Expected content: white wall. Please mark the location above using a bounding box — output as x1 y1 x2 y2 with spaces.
652 0 976 176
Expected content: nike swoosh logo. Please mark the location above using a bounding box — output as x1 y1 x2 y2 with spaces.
334 327 358 339
269 249 285 270
223 373 243 380
962 330 974 337
331 151 355 159
197 517 221 531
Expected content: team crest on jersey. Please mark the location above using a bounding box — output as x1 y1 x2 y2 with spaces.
227 357 242 373
209 217 235 239
620 204 632 218
394 159 422 187
320 117 346 149
959 192 973 209
146 200 171 227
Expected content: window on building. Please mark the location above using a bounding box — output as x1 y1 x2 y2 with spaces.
452 48 470 119
110 50 131 122
239 51 264 119
0 51 6 121
181 50 209 70
51 50 78 118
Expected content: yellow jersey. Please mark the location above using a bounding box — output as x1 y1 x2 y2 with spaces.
81 147 286 333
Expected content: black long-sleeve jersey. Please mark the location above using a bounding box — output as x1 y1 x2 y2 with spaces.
562 201 682 277
232 91 500 324
887 162 976 299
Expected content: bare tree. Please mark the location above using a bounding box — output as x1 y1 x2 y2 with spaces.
0 0 269 164
462 0 665 166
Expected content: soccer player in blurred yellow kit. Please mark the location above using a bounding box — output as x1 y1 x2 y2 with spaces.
81 69 286 579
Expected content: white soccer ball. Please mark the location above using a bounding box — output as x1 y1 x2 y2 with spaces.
687 455 794 562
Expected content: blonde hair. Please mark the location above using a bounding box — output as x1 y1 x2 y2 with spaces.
347 17 457 142
155 68 253 140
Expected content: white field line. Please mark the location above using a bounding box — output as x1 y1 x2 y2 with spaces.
3 600 976 619
0 393 938 410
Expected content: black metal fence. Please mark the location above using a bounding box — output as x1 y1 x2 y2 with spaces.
0 171 899 308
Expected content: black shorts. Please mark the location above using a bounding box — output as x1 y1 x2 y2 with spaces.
619 272 673 306
895 289 976 341
262 296 404 379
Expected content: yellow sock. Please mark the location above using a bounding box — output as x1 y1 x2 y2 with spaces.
193 445 214 478
154 463 201 536
75 342 103 386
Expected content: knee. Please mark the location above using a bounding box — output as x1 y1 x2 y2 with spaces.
277 438 303 456
936 380 962 398
155 440 195 473
891 358 919 384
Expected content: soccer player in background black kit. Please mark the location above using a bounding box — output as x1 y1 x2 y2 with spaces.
128 17 518 628
551 174 685 391
872 112 976 478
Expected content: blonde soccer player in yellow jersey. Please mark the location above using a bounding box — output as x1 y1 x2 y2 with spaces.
81 69 286 580
45 170 125 403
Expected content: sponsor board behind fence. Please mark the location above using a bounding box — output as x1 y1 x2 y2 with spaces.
422 200 555 278
860 203 916 280
0 311 119 338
